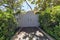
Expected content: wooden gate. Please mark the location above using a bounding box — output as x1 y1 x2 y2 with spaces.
16 11 39 27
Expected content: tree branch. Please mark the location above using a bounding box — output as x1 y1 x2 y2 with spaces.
25 0 32 10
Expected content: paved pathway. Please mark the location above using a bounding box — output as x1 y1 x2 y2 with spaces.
11 27 50 40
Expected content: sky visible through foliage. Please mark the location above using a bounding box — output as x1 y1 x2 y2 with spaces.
0 1 35 12
22 1 36 11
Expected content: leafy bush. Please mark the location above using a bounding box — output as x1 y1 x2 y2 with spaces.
38 6 60 40
0 9 17 40
39 11 51 27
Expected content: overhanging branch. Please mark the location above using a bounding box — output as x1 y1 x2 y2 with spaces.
25 0 32 10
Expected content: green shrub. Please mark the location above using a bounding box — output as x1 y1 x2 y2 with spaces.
53 25 60 40
39 11 51 27
38 6 60 40
0 9 17 40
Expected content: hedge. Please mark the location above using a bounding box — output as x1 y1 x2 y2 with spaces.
38 6 60 40
0 9 17 40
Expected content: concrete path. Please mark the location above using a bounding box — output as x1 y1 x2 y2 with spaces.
11 27 50 40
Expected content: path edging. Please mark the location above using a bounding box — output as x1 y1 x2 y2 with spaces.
11 27 23 40
38 27 55 40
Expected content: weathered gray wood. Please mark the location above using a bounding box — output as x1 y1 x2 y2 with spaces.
16 11 40 27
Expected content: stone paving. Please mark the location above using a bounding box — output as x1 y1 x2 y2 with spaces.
11 27 50 40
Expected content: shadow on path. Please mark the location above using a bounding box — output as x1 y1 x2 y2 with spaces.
11 27 50 40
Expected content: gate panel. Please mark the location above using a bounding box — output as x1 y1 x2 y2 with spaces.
18 11 39 27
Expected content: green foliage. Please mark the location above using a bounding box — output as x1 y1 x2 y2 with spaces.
39 10 51 27
32 0 60 11
0 9 17 40
38 6 60 40
53 25 60 40
43 25 60 40
0 0 24 12
52 6 60 22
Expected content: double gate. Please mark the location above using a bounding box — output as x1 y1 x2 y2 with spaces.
16 11 39 27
